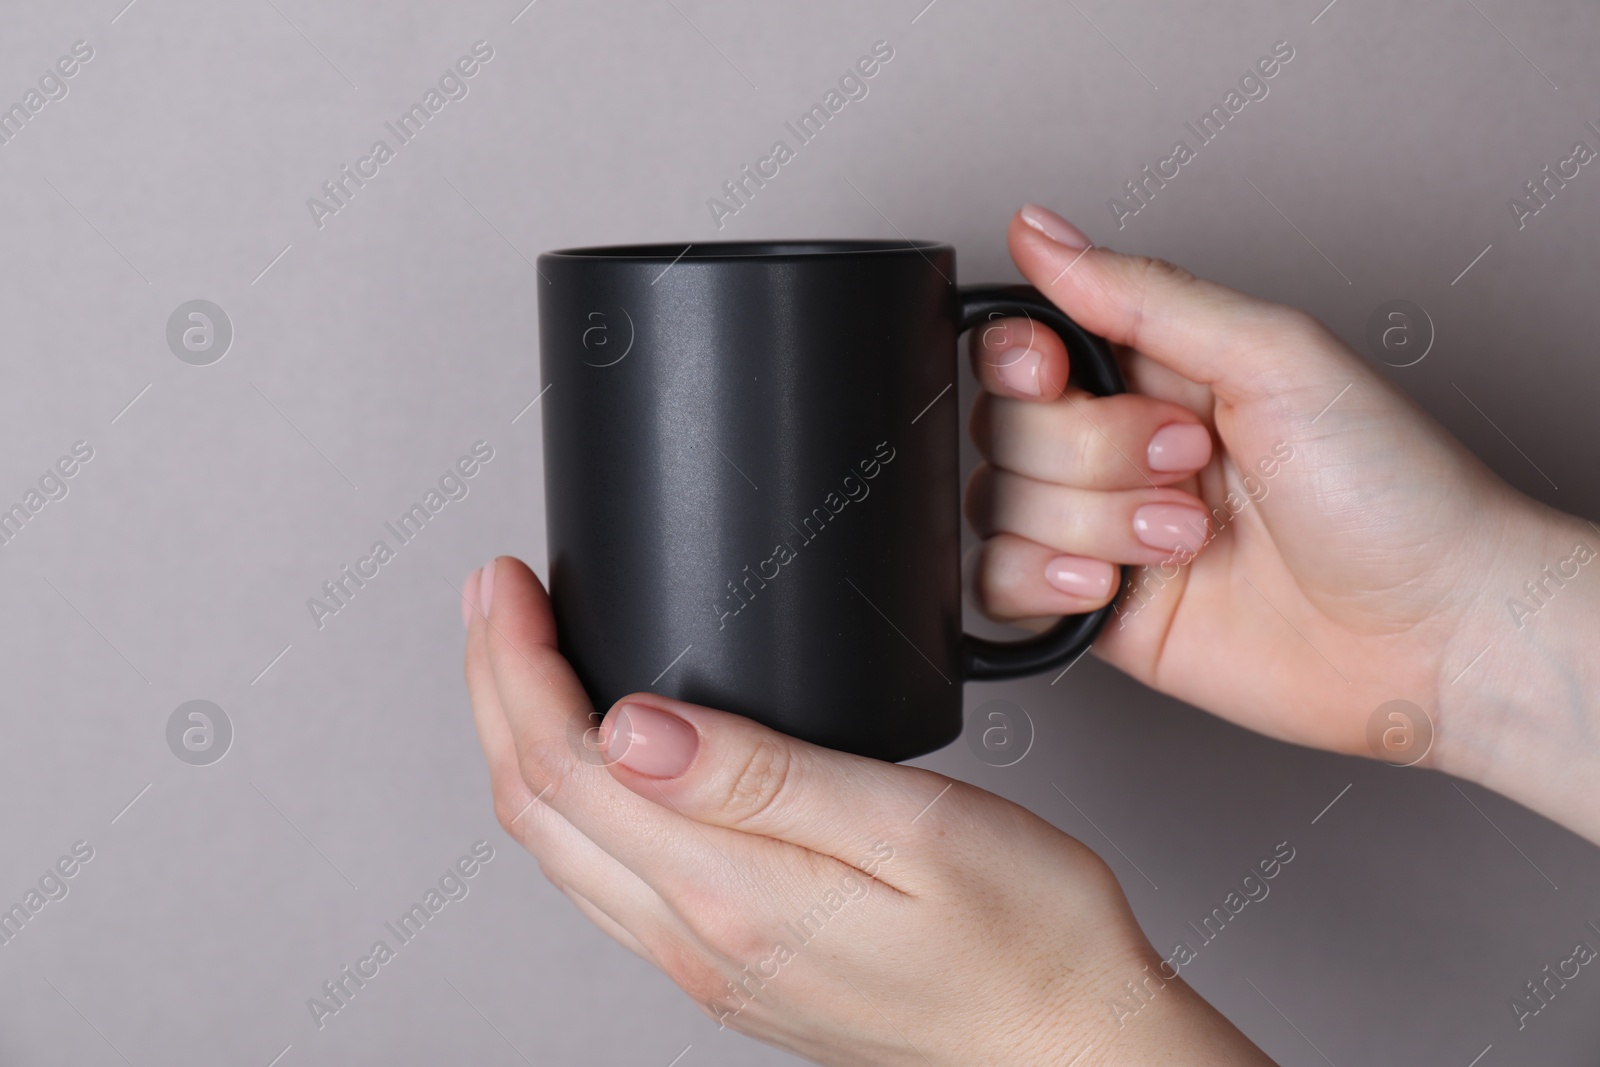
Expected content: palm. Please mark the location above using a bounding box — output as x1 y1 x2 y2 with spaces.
1094 348 1522 755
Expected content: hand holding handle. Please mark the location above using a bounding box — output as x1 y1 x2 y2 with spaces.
957 285 1126 680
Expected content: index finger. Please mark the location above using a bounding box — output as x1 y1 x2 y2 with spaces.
968 314 1072 400
473 559 712 873
474 558 813 912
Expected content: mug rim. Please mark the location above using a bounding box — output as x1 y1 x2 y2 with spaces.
541 239 949 261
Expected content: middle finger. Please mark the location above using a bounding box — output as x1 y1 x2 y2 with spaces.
971 389 1213 490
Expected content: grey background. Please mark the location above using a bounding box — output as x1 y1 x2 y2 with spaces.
1 0 1597 1064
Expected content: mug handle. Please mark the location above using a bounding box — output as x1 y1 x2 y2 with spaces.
956 284 1127 680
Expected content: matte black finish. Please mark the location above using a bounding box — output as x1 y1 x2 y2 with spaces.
537 241 1125 762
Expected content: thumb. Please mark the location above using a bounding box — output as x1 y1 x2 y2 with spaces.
597 694 952 884
1008 205 1357 408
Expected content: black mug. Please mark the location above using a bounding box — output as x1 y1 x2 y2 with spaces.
536 240 1125 762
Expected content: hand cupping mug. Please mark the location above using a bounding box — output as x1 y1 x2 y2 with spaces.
536 241 1125 762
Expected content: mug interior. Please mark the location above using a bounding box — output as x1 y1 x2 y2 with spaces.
543 240 946 259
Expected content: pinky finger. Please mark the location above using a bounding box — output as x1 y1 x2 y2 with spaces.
968 532 1120 622
556 882 658 967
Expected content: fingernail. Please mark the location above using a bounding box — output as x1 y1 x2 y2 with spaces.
1044 555 1115 599
1147 423 1213 472
1020 204 1091 251
994 347 1043 396
1133 503 1209 552
461 567 481 629
606 702 699 778
480 558 497 616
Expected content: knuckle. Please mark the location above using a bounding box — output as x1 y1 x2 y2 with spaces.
973 540 1027 618
719 739 794 829
1129 255 1195 341
1238 305 1332 391
492 780 553 848
1136 254 1196 288
960 470 985 537
973 543 1006 606
1062 406 1100 476
966 393 993 453
534 861 562 891
639 922 751 1012
491 783 526 837
693 904 773 964
962 463 995 532
662 949 742 1022
516 731 576 800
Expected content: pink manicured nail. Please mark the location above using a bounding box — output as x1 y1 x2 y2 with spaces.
606 703 699 778
480 558 497 616
1044 555 1115 599
1020 204 1091 251
1147 423 1213 472
461 568 481 629
995 347 1043 396
1133 503 1209 552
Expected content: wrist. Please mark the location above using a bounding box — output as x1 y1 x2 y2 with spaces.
976 902 1147 1065
1432 500 1600 842
1003 935 1271 1066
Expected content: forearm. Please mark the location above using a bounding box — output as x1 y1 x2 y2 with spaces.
1435 504 1600 844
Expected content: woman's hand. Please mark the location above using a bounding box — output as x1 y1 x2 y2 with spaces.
462 557 1273 1066
967 205 1600 842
